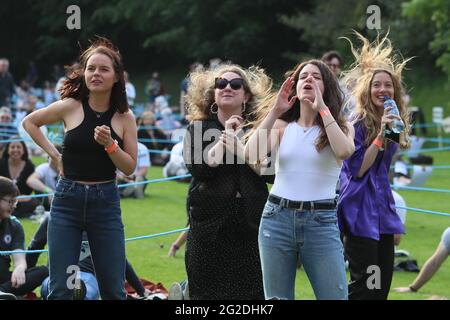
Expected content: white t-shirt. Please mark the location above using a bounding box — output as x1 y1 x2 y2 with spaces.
136 142 151 172
125 82 136 106
392 190 407 225
118 142 150 178
35 163 58 190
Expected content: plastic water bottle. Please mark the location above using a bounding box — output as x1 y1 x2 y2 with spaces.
383 96 405 134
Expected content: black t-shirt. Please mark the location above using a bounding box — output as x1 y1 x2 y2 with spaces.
0 216 25 268
0 158 35 195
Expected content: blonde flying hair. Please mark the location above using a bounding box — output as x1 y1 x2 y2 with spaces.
186 63 273 125
341 31 411 149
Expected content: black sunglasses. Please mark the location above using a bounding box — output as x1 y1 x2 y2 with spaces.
214 78 244 90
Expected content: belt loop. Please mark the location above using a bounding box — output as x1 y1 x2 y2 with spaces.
299 201 303 211
280 198 286 208
310 201 314 212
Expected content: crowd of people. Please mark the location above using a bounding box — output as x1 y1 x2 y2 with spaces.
0 32 447 301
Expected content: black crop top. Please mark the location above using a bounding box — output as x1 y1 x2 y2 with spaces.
62 99 124 181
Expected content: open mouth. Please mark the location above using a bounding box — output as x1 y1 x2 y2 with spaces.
303 84 313 90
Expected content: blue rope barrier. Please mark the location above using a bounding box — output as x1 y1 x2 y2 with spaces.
396 206 450 217
411 123 439 128
117 175 191 188
138 138 181 144
148 149 172 154
0 137 31 143
16 175 192 200
424 138 450 144
0 227 190 255
390 164 450 169
390 165 450 170
138 125 187 131
392 185 450 194
400 146 450 155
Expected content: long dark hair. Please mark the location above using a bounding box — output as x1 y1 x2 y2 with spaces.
60 37 129 113
1 136 30 162
280 59 347 151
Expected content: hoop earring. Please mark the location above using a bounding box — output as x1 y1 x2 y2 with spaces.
210 102 218 114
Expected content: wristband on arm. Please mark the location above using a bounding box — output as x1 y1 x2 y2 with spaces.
372 137 383 150
319 108 331 118
105 140 119 154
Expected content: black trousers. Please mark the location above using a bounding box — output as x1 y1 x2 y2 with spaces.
344 233 394 300
0 257 49 296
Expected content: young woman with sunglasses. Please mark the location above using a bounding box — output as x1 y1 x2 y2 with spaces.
245 60 355 300
183 63 273 299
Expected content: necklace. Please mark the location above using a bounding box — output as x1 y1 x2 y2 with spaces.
92 108 107 118
299 125 314 133
94 111 105 118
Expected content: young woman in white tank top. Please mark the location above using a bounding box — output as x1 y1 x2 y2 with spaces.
246 60 355 300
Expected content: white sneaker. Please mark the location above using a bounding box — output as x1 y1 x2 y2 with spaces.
183 282 189 300
0 291 17 300
168 282 183 300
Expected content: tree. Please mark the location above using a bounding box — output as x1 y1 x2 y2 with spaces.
403 0 450 82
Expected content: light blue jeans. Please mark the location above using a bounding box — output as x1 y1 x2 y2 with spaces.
258 199 348 300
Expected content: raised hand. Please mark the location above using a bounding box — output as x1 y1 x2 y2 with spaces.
272 77 297 117
379 106 402 135
300 78 327 112
225 115 244 133
219 130 245 159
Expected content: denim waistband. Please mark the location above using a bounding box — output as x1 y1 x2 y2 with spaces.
268 194 337 210
58 177 117 190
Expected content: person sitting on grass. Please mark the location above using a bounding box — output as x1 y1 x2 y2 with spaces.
0 177 48 300
26 144 62 211
27 213 151 300
394 227 450 294
117 142 150 199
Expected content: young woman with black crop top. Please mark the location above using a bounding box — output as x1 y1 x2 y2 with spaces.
22 38 137 300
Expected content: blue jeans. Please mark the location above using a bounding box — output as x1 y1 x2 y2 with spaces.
41 271 100 300
47 177 126 300
258 199 348 300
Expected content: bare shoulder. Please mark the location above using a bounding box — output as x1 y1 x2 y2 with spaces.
115 110 137 129
273 119 288 129
53 98 82 115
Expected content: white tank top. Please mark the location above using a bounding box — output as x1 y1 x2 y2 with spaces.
270 122 341 201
